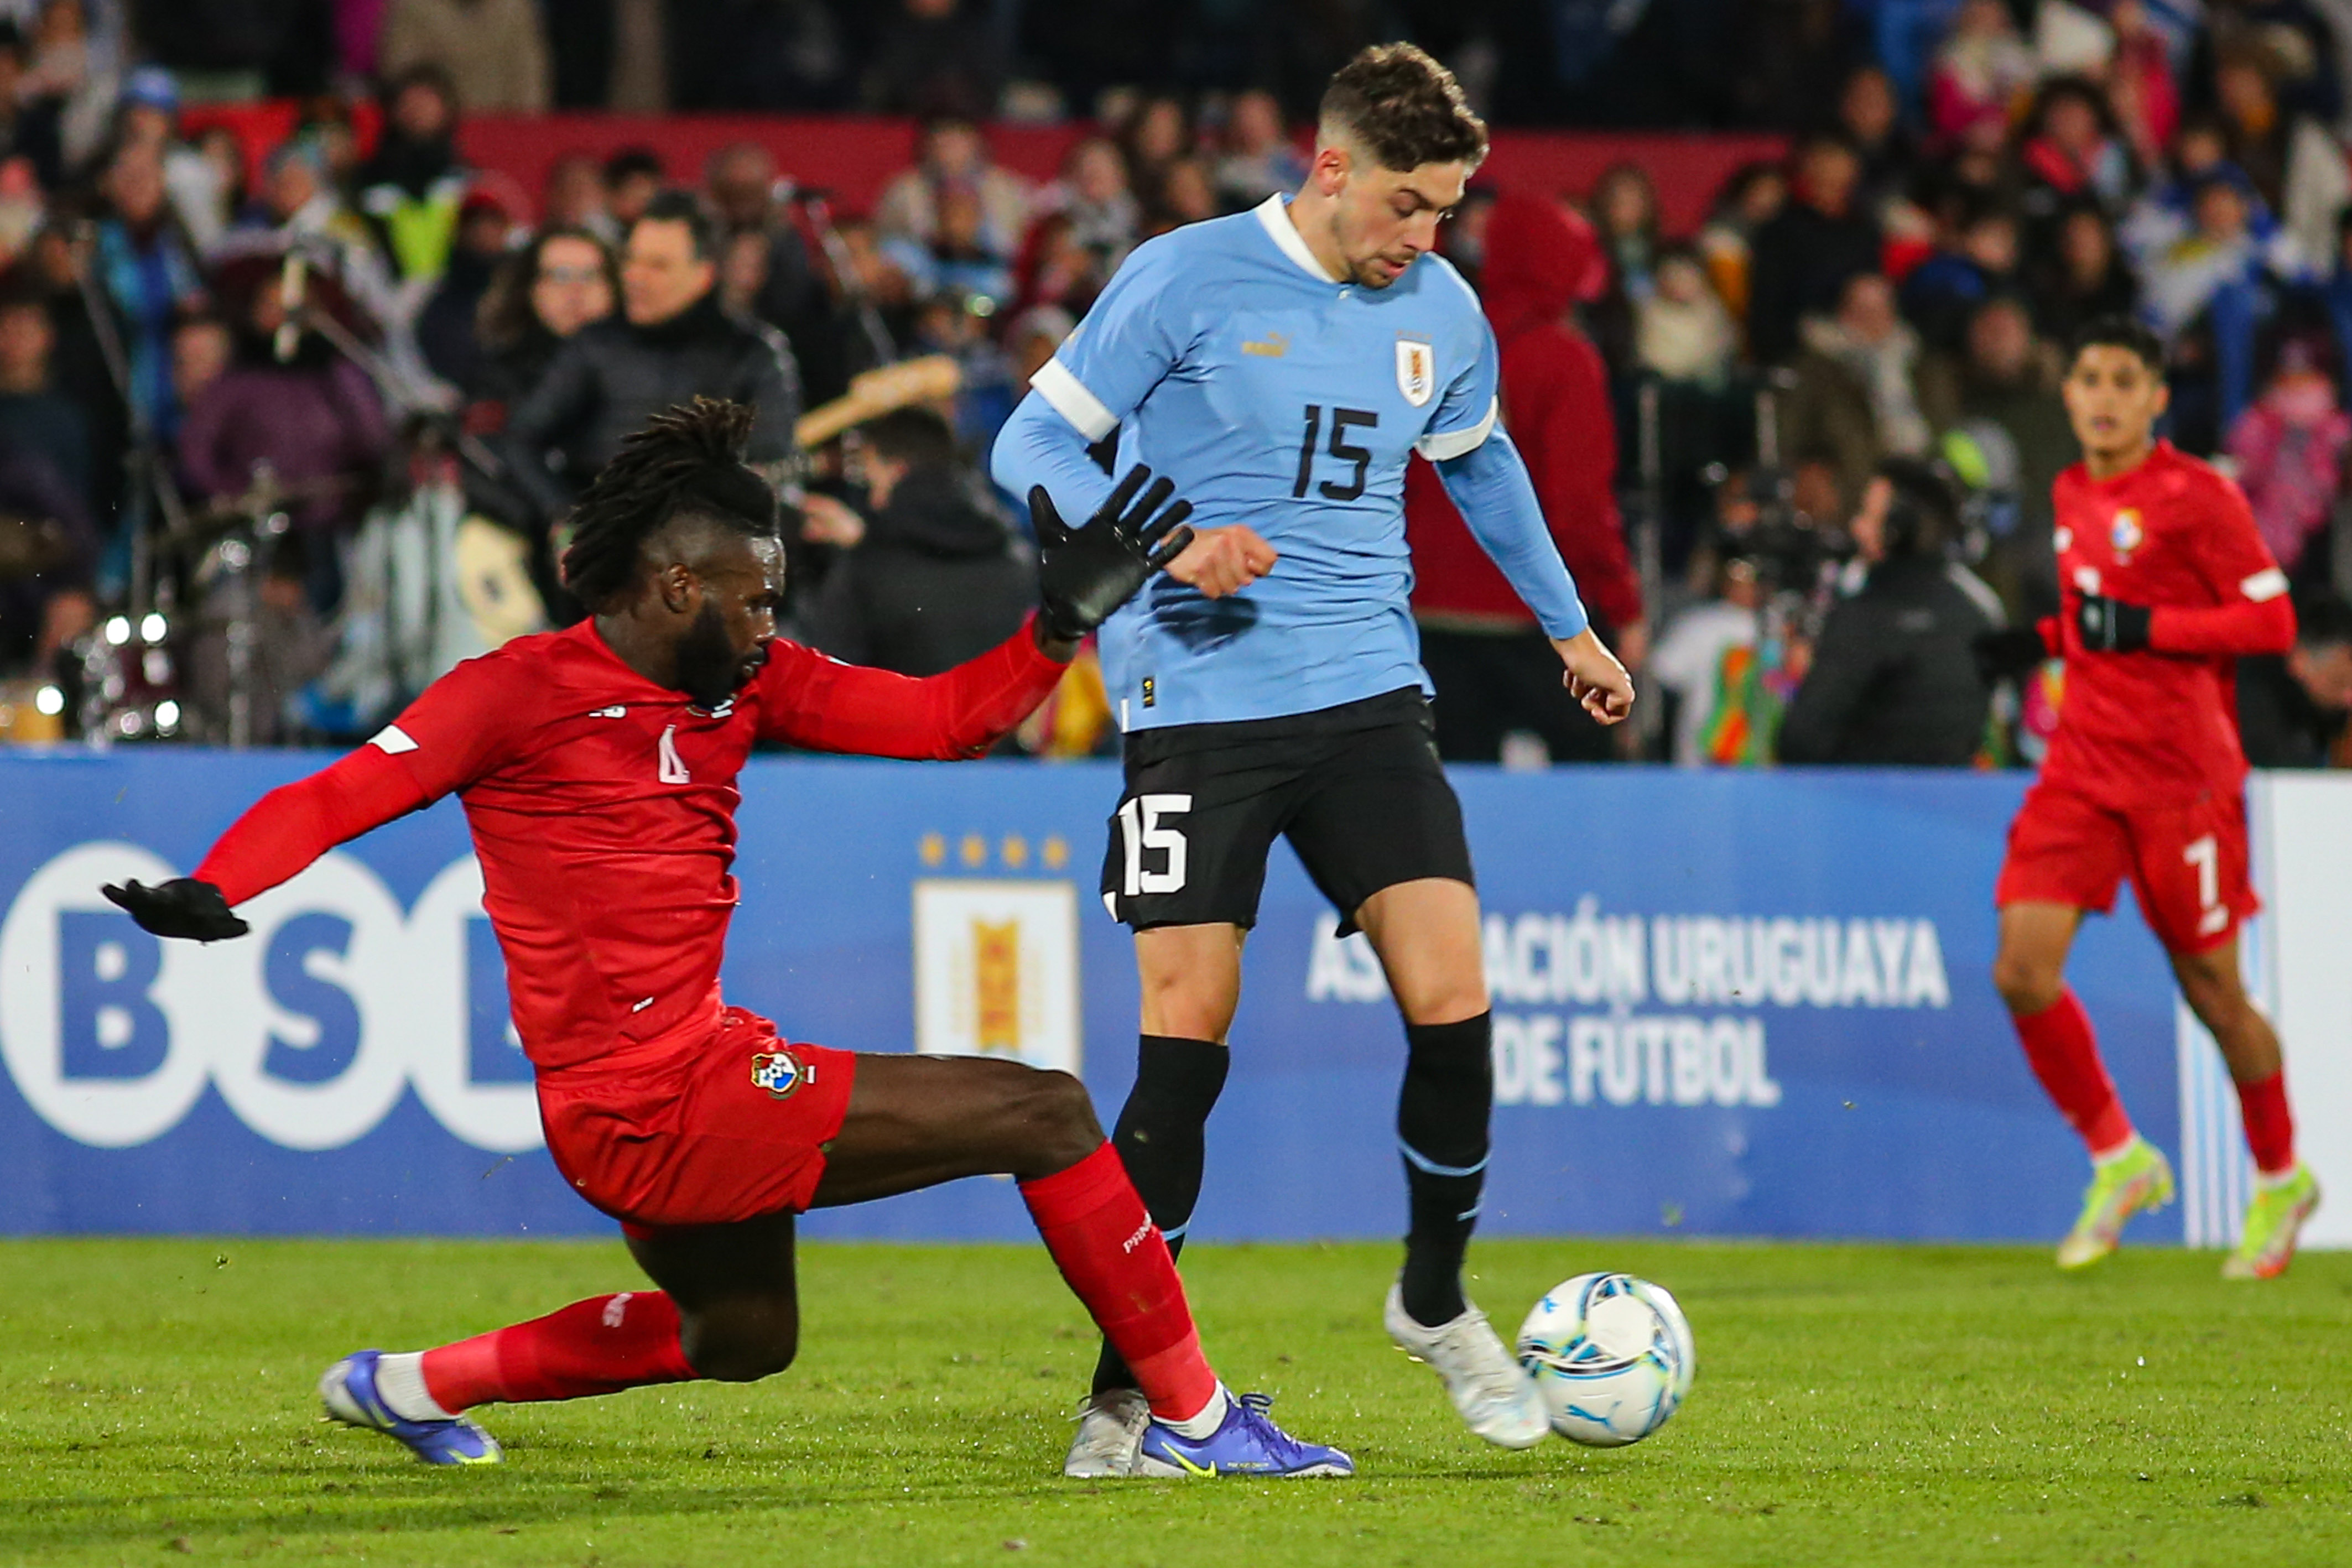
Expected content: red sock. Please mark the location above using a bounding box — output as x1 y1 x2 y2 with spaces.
2014 988 2134 1155
2235 1069 2296 1175
421 1291 697 1413
1020 1143 1219 1424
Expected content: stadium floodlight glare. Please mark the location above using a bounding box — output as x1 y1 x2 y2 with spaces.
103 616 131 646
141 613 168 644
33 685 63 716
155 700 181 732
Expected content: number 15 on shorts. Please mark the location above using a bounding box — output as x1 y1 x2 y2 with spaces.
1117 793 1192 895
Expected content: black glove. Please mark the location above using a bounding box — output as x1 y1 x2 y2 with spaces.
2074 593 2151 653
101 878 249 942
1971 627 2051 685
1032 465 1196 643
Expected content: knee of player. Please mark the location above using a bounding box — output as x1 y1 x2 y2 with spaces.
684 1305 799 1383
1991 951 2060 1014
1020 1067 1107 1161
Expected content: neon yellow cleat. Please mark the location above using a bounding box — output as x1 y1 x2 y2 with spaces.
2223 1164 2320 1280
2056 1138 2175 1270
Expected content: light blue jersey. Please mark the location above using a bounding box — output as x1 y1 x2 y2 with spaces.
993 194 1585 730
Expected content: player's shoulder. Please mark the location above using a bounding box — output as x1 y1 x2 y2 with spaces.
1115 212 1261 279
1407 252 1485 320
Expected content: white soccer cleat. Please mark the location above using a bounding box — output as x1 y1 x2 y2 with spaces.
1062 1387 1151 1477
1383 1282 1550 1449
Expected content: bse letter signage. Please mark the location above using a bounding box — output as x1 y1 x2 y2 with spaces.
912 879 1081 1076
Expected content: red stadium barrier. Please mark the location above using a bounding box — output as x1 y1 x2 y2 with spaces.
177 105 1784 236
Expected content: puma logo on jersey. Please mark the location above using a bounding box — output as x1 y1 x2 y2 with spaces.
658 725 689 784
590 705 626 719
1242 331 1289 357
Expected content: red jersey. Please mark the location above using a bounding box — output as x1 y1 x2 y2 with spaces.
2043 441 2293 809
196 618 1068 1072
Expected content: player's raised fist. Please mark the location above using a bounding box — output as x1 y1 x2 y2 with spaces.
1032 465 1197 642
1552 628 1636 725
1164 524 1279 600
100 878 249 942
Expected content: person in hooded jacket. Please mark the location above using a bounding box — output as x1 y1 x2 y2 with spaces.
1402 190 1643 763
805 405 1032 678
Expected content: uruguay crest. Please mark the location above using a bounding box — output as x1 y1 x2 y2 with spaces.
750 1048 813 1100
1397 337 1435 407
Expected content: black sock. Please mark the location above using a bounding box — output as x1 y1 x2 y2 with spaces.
1091 1034 1230 1396
1397 1012 1493 1327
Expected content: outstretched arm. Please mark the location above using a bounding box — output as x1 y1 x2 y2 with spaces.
195 744 435 904
759 615 1073 758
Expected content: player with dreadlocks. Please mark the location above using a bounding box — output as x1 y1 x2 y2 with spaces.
101 399 1355 1478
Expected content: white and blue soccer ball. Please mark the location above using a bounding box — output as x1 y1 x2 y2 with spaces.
1516 1272 1695 1447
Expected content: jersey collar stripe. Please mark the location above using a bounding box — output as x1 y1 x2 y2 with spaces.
1253 193 1342 283
2241 566 2289 602
1414 396 1498 462
1031 357 1118 441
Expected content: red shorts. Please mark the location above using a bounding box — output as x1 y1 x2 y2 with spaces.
537 1006 857 1232
1995 782 2259 955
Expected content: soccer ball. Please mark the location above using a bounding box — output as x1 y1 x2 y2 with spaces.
1516 1272 1695 1447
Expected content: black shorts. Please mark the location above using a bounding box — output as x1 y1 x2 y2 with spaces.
1099 687 1475 933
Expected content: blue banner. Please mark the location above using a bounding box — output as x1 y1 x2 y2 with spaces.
0 753 2180 1243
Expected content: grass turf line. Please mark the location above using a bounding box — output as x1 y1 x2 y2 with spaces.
2 1237 2349 1566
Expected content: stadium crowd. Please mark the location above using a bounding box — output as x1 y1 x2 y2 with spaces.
0 0 2347 768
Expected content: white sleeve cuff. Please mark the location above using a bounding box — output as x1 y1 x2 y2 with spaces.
1415 395 1498 461
2241 566 2288 602
1030 357 1118 442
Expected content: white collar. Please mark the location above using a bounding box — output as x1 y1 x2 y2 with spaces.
1253 192 1342 283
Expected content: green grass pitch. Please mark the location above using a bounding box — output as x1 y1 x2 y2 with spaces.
4 1236 2350 1566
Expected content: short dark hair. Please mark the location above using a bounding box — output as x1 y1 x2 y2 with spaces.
603 145 665 187
559 398 779 609
1319 43 1487 173
2297 592 2352 649
1875 456 1961 556
2068 315 2165 373
862 407 958 471
631 189 717 261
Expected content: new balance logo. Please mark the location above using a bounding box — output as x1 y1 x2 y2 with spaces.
658 725 689 784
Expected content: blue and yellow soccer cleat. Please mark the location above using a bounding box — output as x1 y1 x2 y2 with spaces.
319 1350 503 1466
1133 1390 1354 1478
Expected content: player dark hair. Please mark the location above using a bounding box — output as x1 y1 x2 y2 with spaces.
2068 315 2165 373
2296 591 2352 649
861 406 959 471
602 145 665 189
630 189 717 262
1875 456 1961 556
559 398 779 608
1318 43 1488 173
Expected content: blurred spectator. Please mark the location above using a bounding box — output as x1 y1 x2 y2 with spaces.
2194 0 2343 127
1746 133 1881 366
415 189 516 394
873 116 1031 263
2237 591 2352 765
1636 245 1737 388
2224 337 2351 576
0 24 63 189
2119 112 2239 264
169 309 231 410
1591 161 1661 303
357 64 472 286
93 142 203 441
2015 75 2139 239
0 155 41 267
24 0 118 174
1404 192 1641 765
499 191 801 538
1779 271 1932 513
1004 303 1073 393
178 269 391 613
1695 160 1786 336
1214 89 1304 211
113 68 230 257
884 185 1014 306
379 0 552 113
2028 201 2142 346
1651 551 1762 765
601 147 664 236
1038 136 1138 276
1779 458 2000 764
862 0 1002 119
1927 0 2037 149
1142 157 1217 236
1919 294 2075 616
224 136 399 334
1118 92 1191 196
2211 40 2351 269
0 282 90 501
1835 63 1915 215
0 428 96 674
702 140 830 373
540 152 611 241
471 226 616 413
1900 196 2020 352
2104 0 2181 166
832 215 919 355
2142 164 2306 341
807 405 1031 675
20 220 125 520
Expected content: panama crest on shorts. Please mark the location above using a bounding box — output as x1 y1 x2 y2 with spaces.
751 1048 814 1101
